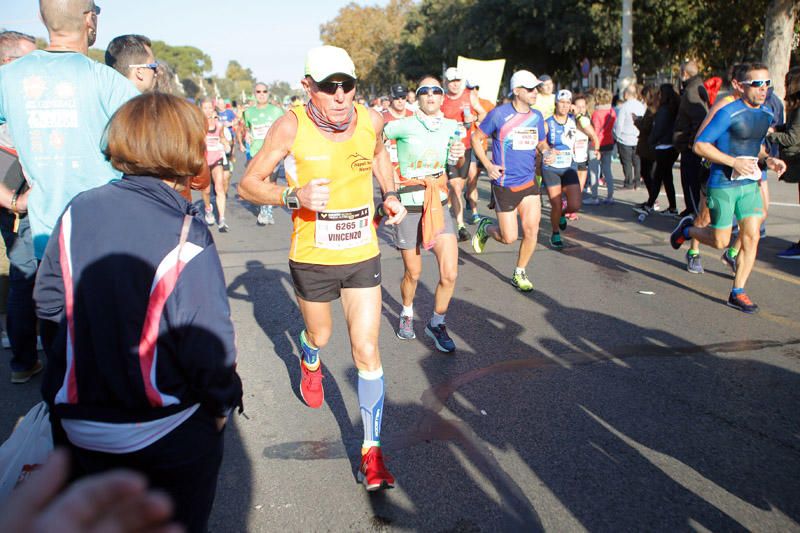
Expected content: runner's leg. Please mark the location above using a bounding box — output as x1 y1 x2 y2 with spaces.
430 234 458 315
546 184 562 233
449 177 467 228
399 247 422 310
515 194 541 269
212 165 227 223
733 215 761 290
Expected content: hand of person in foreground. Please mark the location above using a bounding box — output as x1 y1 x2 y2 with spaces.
0 449 182 533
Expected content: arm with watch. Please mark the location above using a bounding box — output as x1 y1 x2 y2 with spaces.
238 112 330 212
369 109 406 225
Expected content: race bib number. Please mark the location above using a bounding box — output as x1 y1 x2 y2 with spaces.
512 127 538 150
573 138 589 162
315 206 371 250
552 149 573 168
252 122 272 140
386 141 398 163
731 156 760 181
206 135 223 151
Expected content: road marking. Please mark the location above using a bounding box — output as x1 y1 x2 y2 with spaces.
578 211 800 288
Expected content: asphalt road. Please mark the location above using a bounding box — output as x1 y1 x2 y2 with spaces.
1 157 799 532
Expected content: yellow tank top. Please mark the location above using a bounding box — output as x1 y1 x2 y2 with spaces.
285 104 379 265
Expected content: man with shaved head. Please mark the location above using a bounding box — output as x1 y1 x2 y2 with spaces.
0 0 138 260
0 0 138 372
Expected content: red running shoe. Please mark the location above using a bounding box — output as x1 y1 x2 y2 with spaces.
299 360 324 408
357 446 395 491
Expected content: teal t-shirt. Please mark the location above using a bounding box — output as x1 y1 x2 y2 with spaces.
244 104 284 155
384 114 459 206
384 114 460 205
0 50 139 257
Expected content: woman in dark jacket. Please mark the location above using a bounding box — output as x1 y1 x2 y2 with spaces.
35 93 243 533
767 66 800 258
635 84 680 215
634 84 658 211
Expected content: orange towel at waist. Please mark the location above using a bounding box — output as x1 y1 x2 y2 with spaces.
399 171 448 250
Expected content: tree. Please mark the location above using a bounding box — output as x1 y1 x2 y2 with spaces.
320 0 414 92
87 48 104 63
762 0 799 98
226 60 254 83
149 41 211 80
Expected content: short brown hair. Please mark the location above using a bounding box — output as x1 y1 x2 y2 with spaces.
104 93 205 180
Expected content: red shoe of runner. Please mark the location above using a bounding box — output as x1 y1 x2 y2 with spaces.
300 360 324 408
357 446 395 491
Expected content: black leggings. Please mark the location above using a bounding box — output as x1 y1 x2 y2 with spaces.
53 408 224 533
648 148 679 210
640 157 656 202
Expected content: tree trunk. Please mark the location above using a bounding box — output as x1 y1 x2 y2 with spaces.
618 0 635 96
762 0 798 100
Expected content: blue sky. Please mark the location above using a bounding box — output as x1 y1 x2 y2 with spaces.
2 0 388 86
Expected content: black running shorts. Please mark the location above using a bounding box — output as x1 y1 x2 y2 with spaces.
447 148 472 180
491 182 539 213
542 166 580 189
289 255 381 302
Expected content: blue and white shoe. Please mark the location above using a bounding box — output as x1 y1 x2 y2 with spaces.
425 322 455 353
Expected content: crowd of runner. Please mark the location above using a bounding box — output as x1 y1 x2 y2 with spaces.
0 1 798 531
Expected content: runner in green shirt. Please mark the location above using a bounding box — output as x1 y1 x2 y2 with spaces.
242 82 284 225
382 74 464 353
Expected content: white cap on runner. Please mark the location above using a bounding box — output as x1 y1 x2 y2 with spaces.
556 89 573 101
304 46 357 82
510 70 542 90
444 67 462 81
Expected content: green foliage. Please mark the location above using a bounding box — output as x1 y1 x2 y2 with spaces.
150 40 211 79
322 0 793 93
87 48 105 63
320 0 414 90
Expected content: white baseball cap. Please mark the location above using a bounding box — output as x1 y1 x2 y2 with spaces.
556 89 573 101
444 67 462 81
510 70 542 90
304 46 357 82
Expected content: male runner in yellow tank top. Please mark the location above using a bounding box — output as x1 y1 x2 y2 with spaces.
238 46 406 492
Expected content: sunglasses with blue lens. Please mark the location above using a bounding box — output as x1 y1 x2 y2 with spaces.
416 85 444 96
741 79 771 88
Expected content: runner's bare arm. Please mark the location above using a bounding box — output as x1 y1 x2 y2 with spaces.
694 141 755 176
470 91 487 121
578 120 601 150
370 109 406 224
471 129 498 177
758 145 787 176
237 112 297 205
370 109 396 196
538 122 554 166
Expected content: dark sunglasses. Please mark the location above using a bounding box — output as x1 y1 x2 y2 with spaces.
416 85 444 96
128 63 158 72
255 90 268 94
315 79 356 95
84 4 101 14
741 79 771 88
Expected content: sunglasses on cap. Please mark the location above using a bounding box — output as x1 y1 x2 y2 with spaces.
416 85 444 96
128 63 158 72
315 79 356 95
741 79 771 88
84 3 101 14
